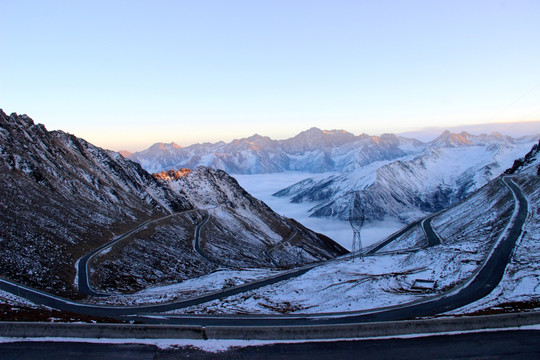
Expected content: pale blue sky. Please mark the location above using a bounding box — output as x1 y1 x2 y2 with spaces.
1 0 540 150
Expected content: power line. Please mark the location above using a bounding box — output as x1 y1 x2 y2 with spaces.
348 191 365 262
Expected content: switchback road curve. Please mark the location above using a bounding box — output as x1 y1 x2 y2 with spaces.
263 221 299 267
78 211 200 296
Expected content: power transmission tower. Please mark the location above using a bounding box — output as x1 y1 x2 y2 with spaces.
348 191 365 262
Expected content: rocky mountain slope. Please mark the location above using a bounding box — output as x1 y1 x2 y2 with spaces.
0 110 191 296
90 167 347 293
155 168 347 268
0 110 346 296
505 139 540 175
275 131 538 222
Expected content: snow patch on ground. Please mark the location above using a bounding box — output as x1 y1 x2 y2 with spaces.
0 290 39 308
83 269 278 306
73 258 80 289
168 240 488 315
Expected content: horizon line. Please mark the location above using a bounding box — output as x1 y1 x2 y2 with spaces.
117 119 540 153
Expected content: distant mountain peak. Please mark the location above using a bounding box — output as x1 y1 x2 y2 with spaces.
148 142 182 151
431 130 517 148
281 127 357 154
118 150 132 158
232 133 273 144
296 127 353 137
229 134 276 152
431 130 473 147
246 133 269 141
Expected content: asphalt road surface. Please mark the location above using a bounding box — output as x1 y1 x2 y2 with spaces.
263 221 298 267
1 329 538 359
192 212 223 265
422 217 442 246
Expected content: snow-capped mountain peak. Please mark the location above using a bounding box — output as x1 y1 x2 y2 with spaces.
148 142 182 152
275 133 538 223
430 130 474 147
281 127 357 153
430 130 515 148
126 128 425 174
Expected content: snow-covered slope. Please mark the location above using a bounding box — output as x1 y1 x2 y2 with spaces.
126 128 425 174
165 168 539 316
275 132 538 222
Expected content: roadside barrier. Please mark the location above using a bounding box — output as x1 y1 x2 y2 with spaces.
1 311 538 340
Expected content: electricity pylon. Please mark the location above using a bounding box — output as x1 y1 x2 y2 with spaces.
348 191 365 262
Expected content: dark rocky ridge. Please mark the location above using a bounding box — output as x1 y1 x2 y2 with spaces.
505 139 540 175
0 110 192 296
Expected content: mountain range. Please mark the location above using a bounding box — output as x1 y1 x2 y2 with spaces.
275 131 539 222
124 127 539 223
122 127 425 174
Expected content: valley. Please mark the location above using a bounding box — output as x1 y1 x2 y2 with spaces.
0 109 538 335
1 173 536 325
234 172 405 250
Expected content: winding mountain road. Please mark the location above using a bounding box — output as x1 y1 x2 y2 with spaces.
0 177 528 327
191 212 222 265
130 176 525 326
263 222 298 267
78 211 199 296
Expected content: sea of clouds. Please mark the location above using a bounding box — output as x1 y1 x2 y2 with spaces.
234 172 403 251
